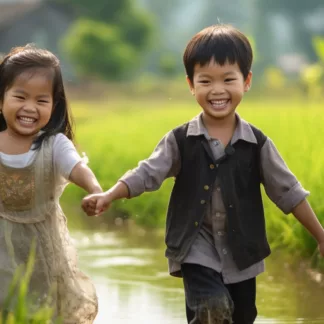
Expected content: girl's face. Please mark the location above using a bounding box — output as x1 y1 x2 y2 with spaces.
0 69 54 140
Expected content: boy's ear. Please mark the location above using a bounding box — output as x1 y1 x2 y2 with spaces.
244 71 253 92
186 76 195 95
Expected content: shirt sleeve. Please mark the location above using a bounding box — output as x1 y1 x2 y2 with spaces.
260 138 309 214
119 130 181 197
53 134 82 180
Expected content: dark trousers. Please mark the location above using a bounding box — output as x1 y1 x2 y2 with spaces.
181 263 257 324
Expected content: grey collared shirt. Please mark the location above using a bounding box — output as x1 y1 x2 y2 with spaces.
120 113 309 284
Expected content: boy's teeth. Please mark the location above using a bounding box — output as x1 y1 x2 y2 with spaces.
211 100 228 105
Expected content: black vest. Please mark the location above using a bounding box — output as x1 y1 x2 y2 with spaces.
164 122 270 271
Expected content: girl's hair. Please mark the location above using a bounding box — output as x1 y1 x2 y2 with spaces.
0 44 74 149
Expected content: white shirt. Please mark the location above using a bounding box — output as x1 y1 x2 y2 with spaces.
0 134 82 180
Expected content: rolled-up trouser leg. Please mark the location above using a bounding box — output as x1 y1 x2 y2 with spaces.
181 263 234 324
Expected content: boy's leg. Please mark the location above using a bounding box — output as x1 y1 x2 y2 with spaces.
225 277 257 324
181 263 234 324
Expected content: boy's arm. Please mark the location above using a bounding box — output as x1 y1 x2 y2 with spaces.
261 138 324 255
291 200 324 255
260 138 309 214
82 130 180 215
118 130 181 198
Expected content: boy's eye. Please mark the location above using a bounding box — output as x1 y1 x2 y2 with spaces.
225 78 236 82
38 100 49 103
14 95 24 100
199 80 210 84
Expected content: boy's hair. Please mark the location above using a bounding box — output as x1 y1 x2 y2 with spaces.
183 24 253 83
0 44 74 149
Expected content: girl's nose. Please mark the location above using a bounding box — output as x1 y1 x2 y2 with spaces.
22 102 36 112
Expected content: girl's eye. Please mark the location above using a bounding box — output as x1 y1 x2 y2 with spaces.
38 100 49 103
14 96 24 100
225 78 236 82
199 80 210 84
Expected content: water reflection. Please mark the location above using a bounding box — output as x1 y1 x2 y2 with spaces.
73 230 324 324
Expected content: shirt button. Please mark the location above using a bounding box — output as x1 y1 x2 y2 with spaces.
216 164 219 168
215 212 221 218
213 140 219 146
204 185 209 190
216 187 221 192
229 204 233 208
194 221 199 227
200 200 206 204
209 164 215 169
217 231 224 236
222 248 228 255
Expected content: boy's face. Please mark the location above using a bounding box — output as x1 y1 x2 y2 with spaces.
187 58 252 122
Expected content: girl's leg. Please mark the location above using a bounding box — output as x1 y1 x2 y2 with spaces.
181 263 234 324
225 277 257 324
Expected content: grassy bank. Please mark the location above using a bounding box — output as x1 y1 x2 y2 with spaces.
62 97 324 262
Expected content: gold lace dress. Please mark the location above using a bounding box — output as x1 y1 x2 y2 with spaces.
0 137 98 323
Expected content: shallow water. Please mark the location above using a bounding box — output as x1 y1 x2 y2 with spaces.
74 230 324 324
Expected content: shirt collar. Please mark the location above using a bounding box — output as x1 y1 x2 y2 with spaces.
186 112 257 144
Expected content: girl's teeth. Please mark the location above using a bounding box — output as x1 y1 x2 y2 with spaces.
19 117 35 123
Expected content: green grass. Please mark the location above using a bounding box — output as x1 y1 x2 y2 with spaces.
62 97 324 261
1 240 59 324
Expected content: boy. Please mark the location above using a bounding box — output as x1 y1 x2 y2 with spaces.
82 25 324 324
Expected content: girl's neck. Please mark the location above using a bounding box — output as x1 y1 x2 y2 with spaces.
0 131 35 154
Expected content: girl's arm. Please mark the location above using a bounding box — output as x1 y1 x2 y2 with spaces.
69 161 102 194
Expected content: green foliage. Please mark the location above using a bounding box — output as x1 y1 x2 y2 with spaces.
264 67 286 89
54 0 130 21
159 53 179 77
57 0 153 79
62 19 137 80
115 7 154 50
300 63 323 98
313 37 324 63
1 240 59 324
62 98 324 264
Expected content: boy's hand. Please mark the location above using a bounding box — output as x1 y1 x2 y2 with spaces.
82 192 112 216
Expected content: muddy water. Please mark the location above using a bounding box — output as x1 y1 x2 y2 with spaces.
74 230 324 324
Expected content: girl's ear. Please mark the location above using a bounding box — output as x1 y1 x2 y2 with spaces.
244 71 252 92
186 76 195 96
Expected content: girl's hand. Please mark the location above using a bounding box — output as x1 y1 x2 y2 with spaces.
318 240 324 257
82 192 112 216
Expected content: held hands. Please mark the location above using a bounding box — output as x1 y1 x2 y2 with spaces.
82 192 112 216
82 182 129 216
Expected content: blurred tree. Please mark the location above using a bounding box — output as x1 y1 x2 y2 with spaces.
255 0 323 70
62 19 137 80
53 0 153 79
159 53 178 77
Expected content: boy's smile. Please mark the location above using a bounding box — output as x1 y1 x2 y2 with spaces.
188 58 252 123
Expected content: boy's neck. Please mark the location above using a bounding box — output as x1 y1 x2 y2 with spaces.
202 112 236 146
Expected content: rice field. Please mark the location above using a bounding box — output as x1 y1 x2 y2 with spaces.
61 97 324 263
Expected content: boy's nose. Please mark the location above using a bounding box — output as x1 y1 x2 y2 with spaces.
211 87 225 95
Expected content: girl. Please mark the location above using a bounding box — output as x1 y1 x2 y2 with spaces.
0 45 100 322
